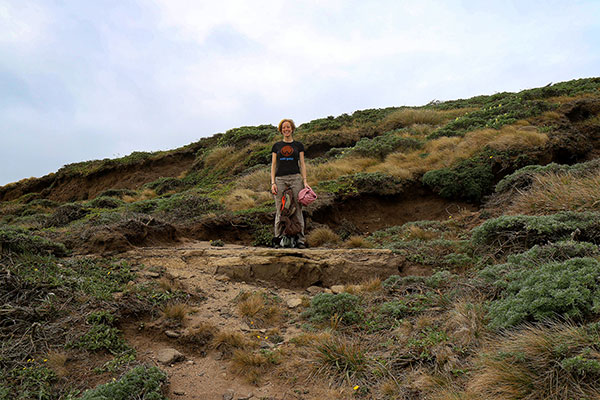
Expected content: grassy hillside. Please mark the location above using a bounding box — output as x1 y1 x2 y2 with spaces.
1 77 600 399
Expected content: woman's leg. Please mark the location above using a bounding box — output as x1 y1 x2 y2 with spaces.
274 176 285 238
290 174 305 244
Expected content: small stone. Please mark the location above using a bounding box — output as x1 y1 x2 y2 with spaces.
165 330 181 338
330 285 345 294
215 275 230 282
237 394 254 400
221 372 227 378
223 390 235 400
306 286 321 295
324 288 332 294
112 292 124 301
287 298 302 308
240 323 251 332
157 348 184 365
186 360 194 365
145 271 160 278
173 390 185 396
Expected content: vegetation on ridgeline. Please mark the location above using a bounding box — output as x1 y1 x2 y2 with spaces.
1 77 600 398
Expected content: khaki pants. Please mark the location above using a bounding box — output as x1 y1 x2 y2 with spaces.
274 173 305 243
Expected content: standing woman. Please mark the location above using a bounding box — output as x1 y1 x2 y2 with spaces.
271 119 308 248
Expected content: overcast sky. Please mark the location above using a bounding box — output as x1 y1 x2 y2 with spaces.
1 0 599 186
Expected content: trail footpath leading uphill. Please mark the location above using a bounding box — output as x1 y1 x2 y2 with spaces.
120 240 410 400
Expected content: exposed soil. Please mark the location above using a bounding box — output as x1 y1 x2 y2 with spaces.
0 152 196 203
312 192 477 234
119 241 403 399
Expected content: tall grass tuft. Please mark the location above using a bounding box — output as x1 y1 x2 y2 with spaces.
306 227 341 247
467 322 600 400
508 172 600 215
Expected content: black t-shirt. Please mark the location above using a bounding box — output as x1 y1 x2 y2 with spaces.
272 140 305 176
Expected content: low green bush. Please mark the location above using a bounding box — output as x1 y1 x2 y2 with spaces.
350 133 422 159
485 257 600 330
144 177 185 195
382 271 457 290
87 196 125 209
0 227 67 256
96 188 137 199
471 212 600 254
319 172 406 197
45 203 90 227
494 159 600 194
80 365 167 400
302 293 363 325
423 152 495 202
217 125 277 147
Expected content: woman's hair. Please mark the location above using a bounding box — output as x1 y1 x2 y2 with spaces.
278 119 296 133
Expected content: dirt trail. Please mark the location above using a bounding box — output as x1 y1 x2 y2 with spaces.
121 241 409 400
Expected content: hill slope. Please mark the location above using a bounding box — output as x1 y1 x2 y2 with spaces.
1 77 600 399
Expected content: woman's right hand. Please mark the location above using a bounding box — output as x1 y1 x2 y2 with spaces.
271 183 277 195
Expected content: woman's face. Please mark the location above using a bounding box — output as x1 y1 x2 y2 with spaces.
281 121 293 138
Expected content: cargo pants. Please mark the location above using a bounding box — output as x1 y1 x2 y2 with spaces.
274 173 305 243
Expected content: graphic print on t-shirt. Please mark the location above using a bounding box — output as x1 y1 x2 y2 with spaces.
281 145 294 157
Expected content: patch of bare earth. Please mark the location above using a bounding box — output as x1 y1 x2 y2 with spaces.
119 241 410 400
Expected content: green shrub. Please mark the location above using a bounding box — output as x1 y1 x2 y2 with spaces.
87 196 125 209
45 203 89 227
80 365 167 400
246 145 272 167
382 271 456 290
96 188 137 199
423 152 495 202
252 224 274 247
486 257 600 330
73 323 130 355
471 212 600 254
217 125 277 147
495 159 600 194
154 191 223 221
144 177 185 195
350 133 422 159
0 227 67 256
319 172 406 197
302 293 363 325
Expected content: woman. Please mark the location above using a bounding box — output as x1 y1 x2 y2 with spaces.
271 119 308 248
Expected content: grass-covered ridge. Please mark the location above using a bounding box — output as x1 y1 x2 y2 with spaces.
1 77 600 398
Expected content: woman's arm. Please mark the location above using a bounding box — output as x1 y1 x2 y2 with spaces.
299 151 308 188
271 152 278 195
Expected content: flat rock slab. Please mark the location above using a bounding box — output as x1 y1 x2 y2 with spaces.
127 244 405 289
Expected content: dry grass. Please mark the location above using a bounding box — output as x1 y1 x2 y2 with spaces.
204 143 259 172
235 291 281 326
122 188 157 203
290 331 333 347
177 322 217 351
381 108 471 131
444 299 487 348
486 126 548 151
406 225 439 241
507 171 600 215
345 278 382 295
230 348 281 385
310 336 375 387
162 303 189 323
368 123 547 179
212 329 254 355
235 167 271 192
221 188 271 211
46 350 69 378
466 322 600 400
306 227 341 247
307 156 379 183
343 235 372 248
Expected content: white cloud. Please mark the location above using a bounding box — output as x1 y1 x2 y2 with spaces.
0 2 51 47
